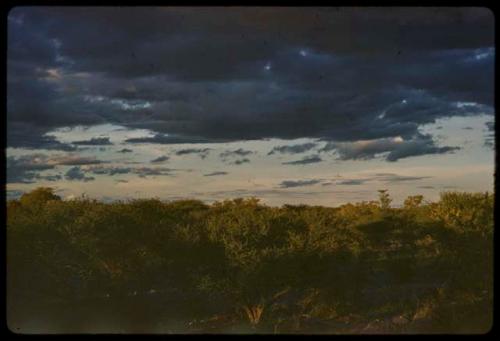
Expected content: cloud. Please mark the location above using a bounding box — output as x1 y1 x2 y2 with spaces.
321 134 460 162
279 179 323 188
84 165 174 178
331 173 431 186
36 174 63 181
49 155 107 166
6 154 56 183
65 166 95 182
124 134 214 144
373 173 432 182
268 143 317 155
134 167 174 177
336 179 367 185
175 148 211 159
7 190 24 200
6 7 494 161
204 171 228 177
282 154 322 165
6 153 108 184
486 121 494 132
220 148 254 158
232 158 250 165
150 155 170 163
484 121 494 149
72 137 113 145
86 166 132 176
7 123 77 151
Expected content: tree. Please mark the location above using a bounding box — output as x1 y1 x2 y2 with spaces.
377 190 392 210
404 195 424 209
19 187 61 208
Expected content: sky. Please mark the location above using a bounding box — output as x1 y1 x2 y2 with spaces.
6 7 495 206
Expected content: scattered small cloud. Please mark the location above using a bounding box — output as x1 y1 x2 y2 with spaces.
72 137 113 145
176 148 211 159
204 171 228 177
374 173 432 182
233 158 250 165
48 155 108 166
7 189 24 200
268 142 317 155
6 155 108 180
321 135 460 162
150 155 170 163
117 148 133 153
87 166 132 176
418 185 435 189
279 179 322 188
337 179 367 185
282 155 322 165
134 167 174 178
86 165 174 178
125 134 213 144
484 121 494 149
65 167 95 182
220 148 254 159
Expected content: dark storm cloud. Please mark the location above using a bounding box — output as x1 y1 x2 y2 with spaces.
7 123 77 151
282 155 323 165
72 137 113 145
65 167 95 182
279 179 323 188
204 171 228 177
150 155 170 163
268 143 318 155
7 7 494 158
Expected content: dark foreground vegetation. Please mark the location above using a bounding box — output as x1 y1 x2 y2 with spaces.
7 188 493 334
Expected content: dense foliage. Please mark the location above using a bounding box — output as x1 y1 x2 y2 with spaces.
7 188 493 334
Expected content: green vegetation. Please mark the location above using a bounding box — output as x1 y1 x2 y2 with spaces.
7 187 493 334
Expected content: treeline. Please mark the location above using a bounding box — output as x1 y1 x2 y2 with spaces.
7 188 493 334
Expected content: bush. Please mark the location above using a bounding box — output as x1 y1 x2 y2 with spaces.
6 188 493 333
